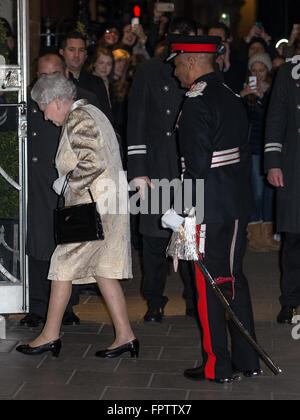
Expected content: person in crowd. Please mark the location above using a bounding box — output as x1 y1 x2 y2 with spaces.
295 40 300 55
208 22 245 93
240 52 280 252
98 23 121 50
59 31 113 123
264 60 300 324
0 17 17 64
234 24 276 90
272 56 285 73
119 23 150 60
16 74 137 359
197 24 207 36
208 23 232 72
20 53 102 328
154 38 169 57
145 2 173 57
281 24 300 58
244 24 273 54
88 46 114 105
127 17 198 323
163 34 260 383
112 48 131 82
111 49 131 150
248 37 269 58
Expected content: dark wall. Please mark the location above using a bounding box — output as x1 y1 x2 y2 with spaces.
41 0 77 21
257 0 300 41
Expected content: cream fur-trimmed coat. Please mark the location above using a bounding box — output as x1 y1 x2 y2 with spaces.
48 99 132 284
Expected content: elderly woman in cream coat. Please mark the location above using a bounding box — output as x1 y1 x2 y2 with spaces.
16 74 138 359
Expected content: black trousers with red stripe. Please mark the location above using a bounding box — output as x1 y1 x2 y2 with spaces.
195 218 260 380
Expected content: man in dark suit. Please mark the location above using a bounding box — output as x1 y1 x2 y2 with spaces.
127 18 198 323
163 35 260 383
21 53 101 328
265 60 300 324
59 31 113 124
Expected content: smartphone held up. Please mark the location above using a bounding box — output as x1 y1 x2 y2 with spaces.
156 2 175 13
249 76 257 90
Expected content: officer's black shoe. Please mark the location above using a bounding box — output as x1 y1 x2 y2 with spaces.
184 366 236 384
233 368 263 378
144 307 164 323
19 313 45 328
62 312 80 326
243 369 263 378
277 306 297 324
185 307 198 319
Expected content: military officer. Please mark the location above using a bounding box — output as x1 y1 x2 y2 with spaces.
163 35 261 383
265 59 300 324
127 18 198 323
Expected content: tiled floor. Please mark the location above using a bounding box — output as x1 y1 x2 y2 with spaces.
1 248 300 400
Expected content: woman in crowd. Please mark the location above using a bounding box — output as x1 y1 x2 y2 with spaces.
240 52 280 252
16 74 138 359
112 48 131 82
88 46 114 105
98 23 121 50
110 49 132 166
119 23 150 60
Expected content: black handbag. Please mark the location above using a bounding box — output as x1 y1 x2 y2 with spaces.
54 172 105 245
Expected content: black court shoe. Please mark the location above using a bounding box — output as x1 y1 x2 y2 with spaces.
16 339 62 358
95 339 140 359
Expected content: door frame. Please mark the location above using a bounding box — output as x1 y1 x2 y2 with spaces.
0 0 29 316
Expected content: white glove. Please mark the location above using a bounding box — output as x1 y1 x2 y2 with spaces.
133 176 154 200
52 175 67 195
161 209 184 232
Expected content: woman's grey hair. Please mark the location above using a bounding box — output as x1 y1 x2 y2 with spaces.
31 73 77 105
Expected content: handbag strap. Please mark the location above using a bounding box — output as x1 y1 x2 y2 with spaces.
57 171 95 209
57 171 72 209
88 189 95 203
61 171 72 197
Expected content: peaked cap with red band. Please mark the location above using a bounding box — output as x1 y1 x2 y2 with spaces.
167 34 223 61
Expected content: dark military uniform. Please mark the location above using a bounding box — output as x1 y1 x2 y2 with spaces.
264 61 300 308
127 51 195 312
26 87 102 319
179 72 260 380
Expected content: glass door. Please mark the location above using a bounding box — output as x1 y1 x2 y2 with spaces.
0 0 29 314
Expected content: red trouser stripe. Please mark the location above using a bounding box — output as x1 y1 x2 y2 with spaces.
195 226 216 379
